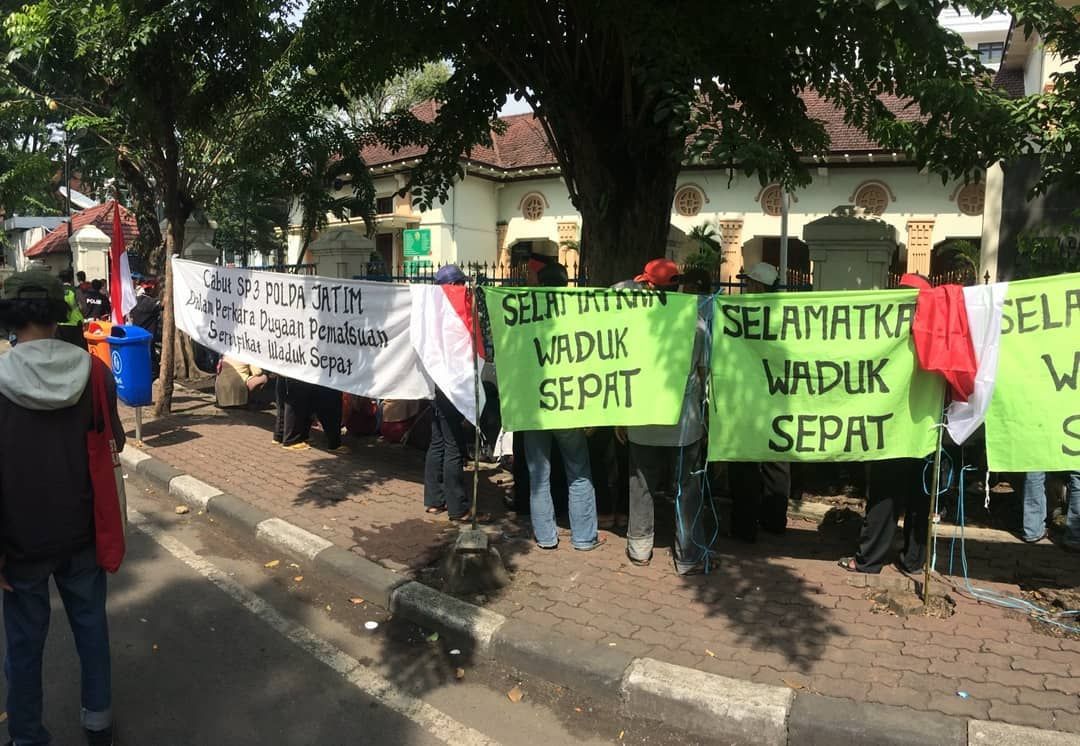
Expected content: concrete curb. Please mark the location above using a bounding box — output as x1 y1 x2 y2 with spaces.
119 445 1080 745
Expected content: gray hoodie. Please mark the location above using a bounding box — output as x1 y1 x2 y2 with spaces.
0 339 122 561
0 339 91 410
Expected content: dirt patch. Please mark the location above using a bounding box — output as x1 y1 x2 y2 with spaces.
1020 586 1080 641
869 588 955 619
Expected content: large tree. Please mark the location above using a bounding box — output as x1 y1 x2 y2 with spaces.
301 0 1041 285
5 0 312 414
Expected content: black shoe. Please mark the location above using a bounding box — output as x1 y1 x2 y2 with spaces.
85 726 113 746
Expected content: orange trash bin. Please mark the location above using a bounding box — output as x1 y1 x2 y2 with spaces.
84 320 113 371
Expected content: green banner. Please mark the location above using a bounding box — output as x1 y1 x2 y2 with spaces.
486 286 699 431
708 289 944 462
985 273 1080 471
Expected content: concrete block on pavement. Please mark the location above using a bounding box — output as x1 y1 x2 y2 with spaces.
620 657 792 746
119 445 152 471
312 546 409 609
788 693 966 746
970 720 1080 746
256 518 333 561
207 493 274 535
168 475 222 510
134 455 184 488
390 582 505 654
490 618 633 704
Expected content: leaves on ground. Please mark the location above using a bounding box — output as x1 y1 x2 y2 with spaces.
174 505 190 515
349 597 364 605
264 560 280 568
293 576 304 582
507 685 524 703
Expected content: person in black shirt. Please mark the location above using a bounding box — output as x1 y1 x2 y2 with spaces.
80 280 112 320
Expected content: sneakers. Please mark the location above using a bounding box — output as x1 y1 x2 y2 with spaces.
85 727 114 746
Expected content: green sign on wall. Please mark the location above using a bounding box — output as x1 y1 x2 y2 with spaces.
403 228 432 257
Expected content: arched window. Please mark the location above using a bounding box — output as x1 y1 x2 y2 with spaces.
956 183 985 216
674 186 705 217
760 185 784 217
521 193 546 221
853 182 891 215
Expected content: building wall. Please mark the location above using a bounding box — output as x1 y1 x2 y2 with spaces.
287 164 984 276
1024 35 1045 94
450 175 498 263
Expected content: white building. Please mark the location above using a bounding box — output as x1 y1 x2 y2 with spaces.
288 12 1039 283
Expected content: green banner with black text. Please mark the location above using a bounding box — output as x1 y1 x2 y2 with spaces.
708 289 944 462
985 273 1080 471
485 286 699 431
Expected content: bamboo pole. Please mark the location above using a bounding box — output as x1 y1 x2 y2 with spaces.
924 417 945 610
470 280 481 532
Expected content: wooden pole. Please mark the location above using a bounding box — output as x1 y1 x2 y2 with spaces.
923 417 945 610
135 406 143 443
470 281 481 532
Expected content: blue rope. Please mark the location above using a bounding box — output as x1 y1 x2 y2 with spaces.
944 460 1080 633
672 292 720 573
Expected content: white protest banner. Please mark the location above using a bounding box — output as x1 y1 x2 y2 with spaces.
172 257 434 399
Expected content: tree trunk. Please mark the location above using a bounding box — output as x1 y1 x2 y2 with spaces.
116 151 164 267
152 213 184 416
570 150 682 287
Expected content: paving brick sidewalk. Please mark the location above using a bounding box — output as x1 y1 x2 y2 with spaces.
122 386 1080 735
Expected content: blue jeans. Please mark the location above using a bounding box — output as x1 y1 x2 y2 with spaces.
524 429 599 549
3 545 111 745
1023 471 1080 545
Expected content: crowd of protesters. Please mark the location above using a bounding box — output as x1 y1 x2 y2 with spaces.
199 250 1080 577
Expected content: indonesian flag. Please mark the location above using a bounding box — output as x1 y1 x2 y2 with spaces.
109 201 138 325
946 282 1008 445
410 284 486 425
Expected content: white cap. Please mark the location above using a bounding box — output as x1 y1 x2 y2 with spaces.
742 262 780 287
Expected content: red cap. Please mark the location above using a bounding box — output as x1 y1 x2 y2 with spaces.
635 258 682 287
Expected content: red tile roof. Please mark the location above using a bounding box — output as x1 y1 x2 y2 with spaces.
993 67 1026 98
361 94 919 172
24 200 139 257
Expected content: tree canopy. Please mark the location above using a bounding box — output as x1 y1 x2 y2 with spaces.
299 0 1049 283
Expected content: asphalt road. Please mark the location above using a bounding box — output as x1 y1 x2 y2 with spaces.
0 475 710 746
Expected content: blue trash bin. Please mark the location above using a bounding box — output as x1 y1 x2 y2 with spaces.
108 325 154 406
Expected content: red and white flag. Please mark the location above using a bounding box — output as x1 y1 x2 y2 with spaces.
109 201 138 325
410 284 486 425
946 282 1009 445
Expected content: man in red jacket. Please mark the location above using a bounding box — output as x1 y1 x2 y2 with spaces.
0 270 123 746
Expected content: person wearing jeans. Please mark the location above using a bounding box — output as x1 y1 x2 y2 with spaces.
524 429 601 550
621 262 711 574
5 546 111 745
0 270 122 746
1023 471 1080 549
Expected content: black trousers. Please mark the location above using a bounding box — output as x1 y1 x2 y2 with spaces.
588 427 630 517
855 458 928 573
424 390 469 517
729 461 791 542
276 378 342 448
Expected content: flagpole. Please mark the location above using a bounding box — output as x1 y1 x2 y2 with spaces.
470 279 481 532
923 406 945 610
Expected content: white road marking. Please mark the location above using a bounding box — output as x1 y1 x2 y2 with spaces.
128 510 500 746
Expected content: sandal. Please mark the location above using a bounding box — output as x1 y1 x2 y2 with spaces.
626 549 651 567
425 505 447 515
837 557 859 573
574 536 607 552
